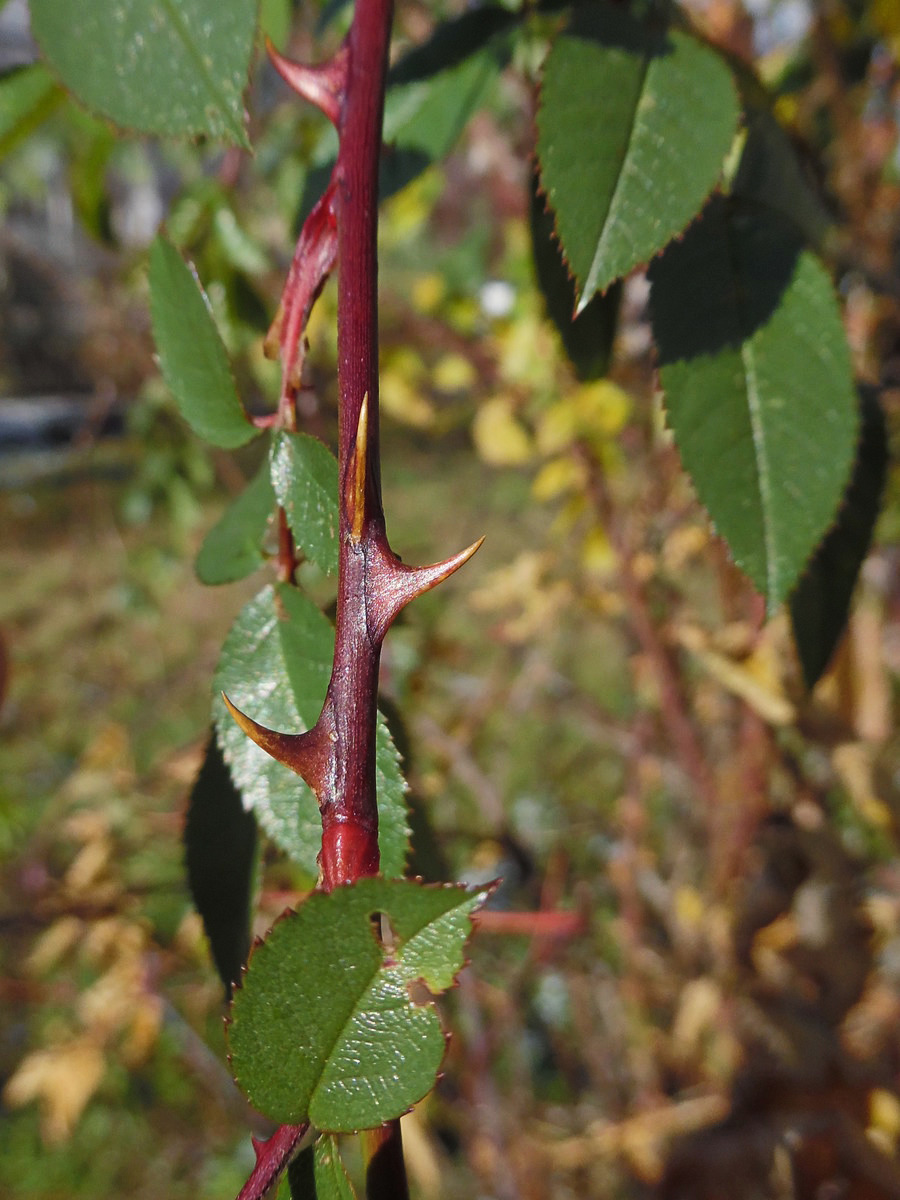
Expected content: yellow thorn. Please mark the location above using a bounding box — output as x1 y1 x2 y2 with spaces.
350 392 368 543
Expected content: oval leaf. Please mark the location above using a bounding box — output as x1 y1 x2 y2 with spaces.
30 0 254 145
648 197 858 612
149 236 257 449
213 586 409 876
196 458 275 585
228 878 489 1130
270 433 339 575
536 4 739 307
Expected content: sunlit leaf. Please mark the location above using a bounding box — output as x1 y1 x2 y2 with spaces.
229 878 489 1129
195 459 275 585
270 433 339 576
536 3 739 307
149 236 258 449
30 0 254 145
648 197 858 612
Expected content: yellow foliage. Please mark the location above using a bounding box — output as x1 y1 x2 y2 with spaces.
495 312 557 391
4 1038 106 1145
535 380 631 454
432 352 477 393
472 397 533 466
380 350 436 429
411 272 446 316
581 526 615 577
869 1088 900 1150
532 456 585 502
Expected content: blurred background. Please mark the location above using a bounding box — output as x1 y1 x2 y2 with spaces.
3 0 900 1196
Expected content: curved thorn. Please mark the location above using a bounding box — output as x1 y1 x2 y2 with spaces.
221 693 324 788
370 535 485 641
266 38 347 126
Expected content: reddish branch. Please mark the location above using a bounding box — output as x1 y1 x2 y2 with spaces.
226 1 481 1195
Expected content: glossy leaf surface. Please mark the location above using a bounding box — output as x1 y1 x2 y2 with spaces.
648 198 858 612
149 236 257 449
790 389 888 687
270 433 339 576
536 3 739 306
30 0 254 144
213 586 409 876
195 459 275 585
229 878 489 1129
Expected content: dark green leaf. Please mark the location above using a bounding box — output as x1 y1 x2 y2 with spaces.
196 458 275 585
184 734 257 998
536 4 739 307
732 106 831 247
286 1143 316 1200
648 197 858 612
30 0 254 145
790 389 888 688
530 168 621 380
229 878 489 1129
270 433 339 576
149 236 258 450
213 586 409 875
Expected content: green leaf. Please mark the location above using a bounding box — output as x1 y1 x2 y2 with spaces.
270 433 339 576
149 235 258 450
732 105 831 247
300 32 507 221
790 389 888 688
0 64 62 156
184 734 257 998
196 458 275 585
29 0 255 145
314 1136 356 1200
529 167 621 380
648 197 858 612
536 4 739 307
387 6 517 87
229 878 489 1129
213 586 410 876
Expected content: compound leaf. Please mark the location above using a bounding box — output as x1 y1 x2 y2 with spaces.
228 878 490 1130
196 458 275 585
270 433 339 576
536 3 739 307
648 197 858 612
213 586 409 876
149 236 258 449
30 0 254 145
